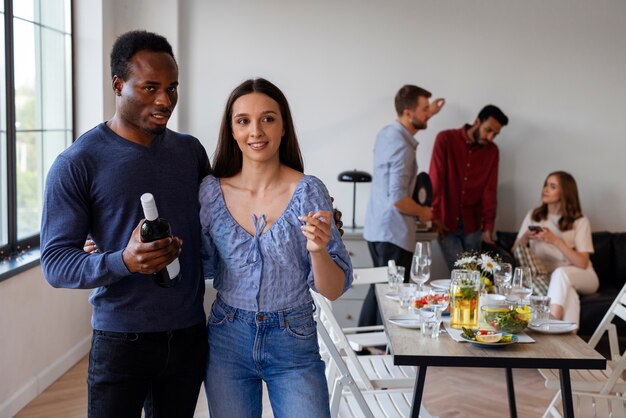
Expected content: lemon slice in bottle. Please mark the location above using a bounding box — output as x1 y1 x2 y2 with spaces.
475 333 503 343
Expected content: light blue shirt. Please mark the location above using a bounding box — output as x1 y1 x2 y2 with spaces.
363 121 418 252
199 174 353 312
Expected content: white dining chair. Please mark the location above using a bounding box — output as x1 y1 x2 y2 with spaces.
559 391 626 418
541 282 626 418
339 267 391 352
312 290 437 418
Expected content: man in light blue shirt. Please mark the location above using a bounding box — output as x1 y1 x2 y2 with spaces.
360 85 444 326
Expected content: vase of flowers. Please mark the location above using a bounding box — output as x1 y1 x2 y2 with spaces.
453 252 501 294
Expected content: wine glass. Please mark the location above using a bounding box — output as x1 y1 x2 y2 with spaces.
415 241 431 261
410 255 430 292
510 267 533 303
494 262 513 295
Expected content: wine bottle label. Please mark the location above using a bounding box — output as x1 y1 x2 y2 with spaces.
166 258 180 279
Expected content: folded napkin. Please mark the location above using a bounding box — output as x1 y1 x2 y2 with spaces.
444 322 535 343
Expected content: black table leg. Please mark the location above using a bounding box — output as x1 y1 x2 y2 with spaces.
505 367 518 418
559 369 574 418
410 366 428 418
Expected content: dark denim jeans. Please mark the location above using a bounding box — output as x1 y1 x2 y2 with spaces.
87 322 207 418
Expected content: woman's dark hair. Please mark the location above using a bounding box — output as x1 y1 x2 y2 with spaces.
394 85 432 116
110 30 176 80
531 171 583 231
212 78 304 178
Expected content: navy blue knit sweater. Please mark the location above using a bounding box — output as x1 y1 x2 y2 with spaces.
41 123 210 332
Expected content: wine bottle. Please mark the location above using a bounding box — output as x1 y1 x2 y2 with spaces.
139 193 180 288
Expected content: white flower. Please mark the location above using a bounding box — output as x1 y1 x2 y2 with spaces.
479 254 496 274
454 256 476 267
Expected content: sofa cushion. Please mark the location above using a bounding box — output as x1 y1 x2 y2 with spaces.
591 232 614 292
611 233 626 290
579 291 621 336
496 231 517 253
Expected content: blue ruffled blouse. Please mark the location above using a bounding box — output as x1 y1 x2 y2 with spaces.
199 174 353 312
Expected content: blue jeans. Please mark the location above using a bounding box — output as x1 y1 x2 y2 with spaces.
205 296 330 418
87 323 207 418
439 224 482 272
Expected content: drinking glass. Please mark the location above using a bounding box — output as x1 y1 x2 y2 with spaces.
387 262 399 291
399 283 417 310
494 262 513 295
511 267 533 303
410 255 431 291
530 295 551 326
396 266 406 285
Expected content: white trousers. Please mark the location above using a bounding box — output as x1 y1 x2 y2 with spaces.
547 265 599 326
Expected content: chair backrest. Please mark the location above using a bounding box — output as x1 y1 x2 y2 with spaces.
352 267 388 285
312 290 376 390
587 282 626 393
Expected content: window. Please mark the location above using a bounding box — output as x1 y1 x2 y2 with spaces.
1 0 72 277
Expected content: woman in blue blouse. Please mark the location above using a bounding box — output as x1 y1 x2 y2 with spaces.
199 78 353 418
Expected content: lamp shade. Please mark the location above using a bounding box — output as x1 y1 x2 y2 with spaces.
338 170 372 183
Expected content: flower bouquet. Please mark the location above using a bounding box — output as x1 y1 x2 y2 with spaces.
454 252 501 294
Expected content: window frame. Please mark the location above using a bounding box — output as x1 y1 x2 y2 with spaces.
0 0 73 281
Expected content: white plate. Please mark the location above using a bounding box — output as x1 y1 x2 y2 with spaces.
385 291 401 301
388 314 422 329
430 279 451 290
528 321 578 334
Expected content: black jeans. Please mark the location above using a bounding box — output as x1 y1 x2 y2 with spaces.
87 322 208 418
357 241 413 327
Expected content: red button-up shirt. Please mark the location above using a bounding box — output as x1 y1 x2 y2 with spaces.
428 125 499 234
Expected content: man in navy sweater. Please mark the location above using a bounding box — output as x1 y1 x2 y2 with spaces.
41 31 209 418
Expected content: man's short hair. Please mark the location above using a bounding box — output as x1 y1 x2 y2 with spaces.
110 30 176 80
394 85 432 116
477 105 509 126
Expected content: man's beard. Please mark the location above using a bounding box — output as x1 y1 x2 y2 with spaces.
411 119 427 130
144 125 166 135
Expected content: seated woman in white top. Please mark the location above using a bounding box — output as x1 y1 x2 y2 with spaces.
512 171 598 326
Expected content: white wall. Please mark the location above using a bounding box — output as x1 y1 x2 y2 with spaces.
177 0 626 233
0 267 92 418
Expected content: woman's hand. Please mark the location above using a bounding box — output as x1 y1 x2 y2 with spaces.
534 228 559 245
300 210 332 253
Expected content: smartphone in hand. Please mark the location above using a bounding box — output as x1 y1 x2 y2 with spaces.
528 225 544 233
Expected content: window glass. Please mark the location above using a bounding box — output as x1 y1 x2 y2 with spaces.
14 19 40 131
42 28 66 130
16 131 41 240
13 0 36 22
0 132 7 247
41 0 67 32
0 14 6 247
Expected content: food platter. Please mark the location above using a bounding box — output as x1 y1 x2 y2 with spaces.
460 330 519 348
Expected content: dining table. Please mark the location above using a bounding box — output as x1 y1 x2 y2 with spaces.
375 283 606 418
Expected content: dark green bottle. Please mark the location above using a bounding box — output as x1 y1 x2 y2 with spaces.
140 193 180 288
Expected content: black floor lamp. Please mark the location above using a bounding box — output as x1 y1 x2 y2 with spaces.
338 169 372 229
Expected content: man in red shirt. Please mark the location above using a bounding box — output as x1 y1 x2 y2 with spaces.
428 105 508 272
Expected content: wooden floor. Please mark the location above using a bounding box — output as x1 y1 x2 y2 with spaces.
15 356 558 417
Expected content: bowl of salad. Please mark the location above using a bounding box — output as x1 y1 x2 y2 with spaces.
481 304 532 334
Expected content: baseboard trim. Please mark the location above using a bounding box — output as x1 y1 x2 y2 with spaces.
0 335 91 418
